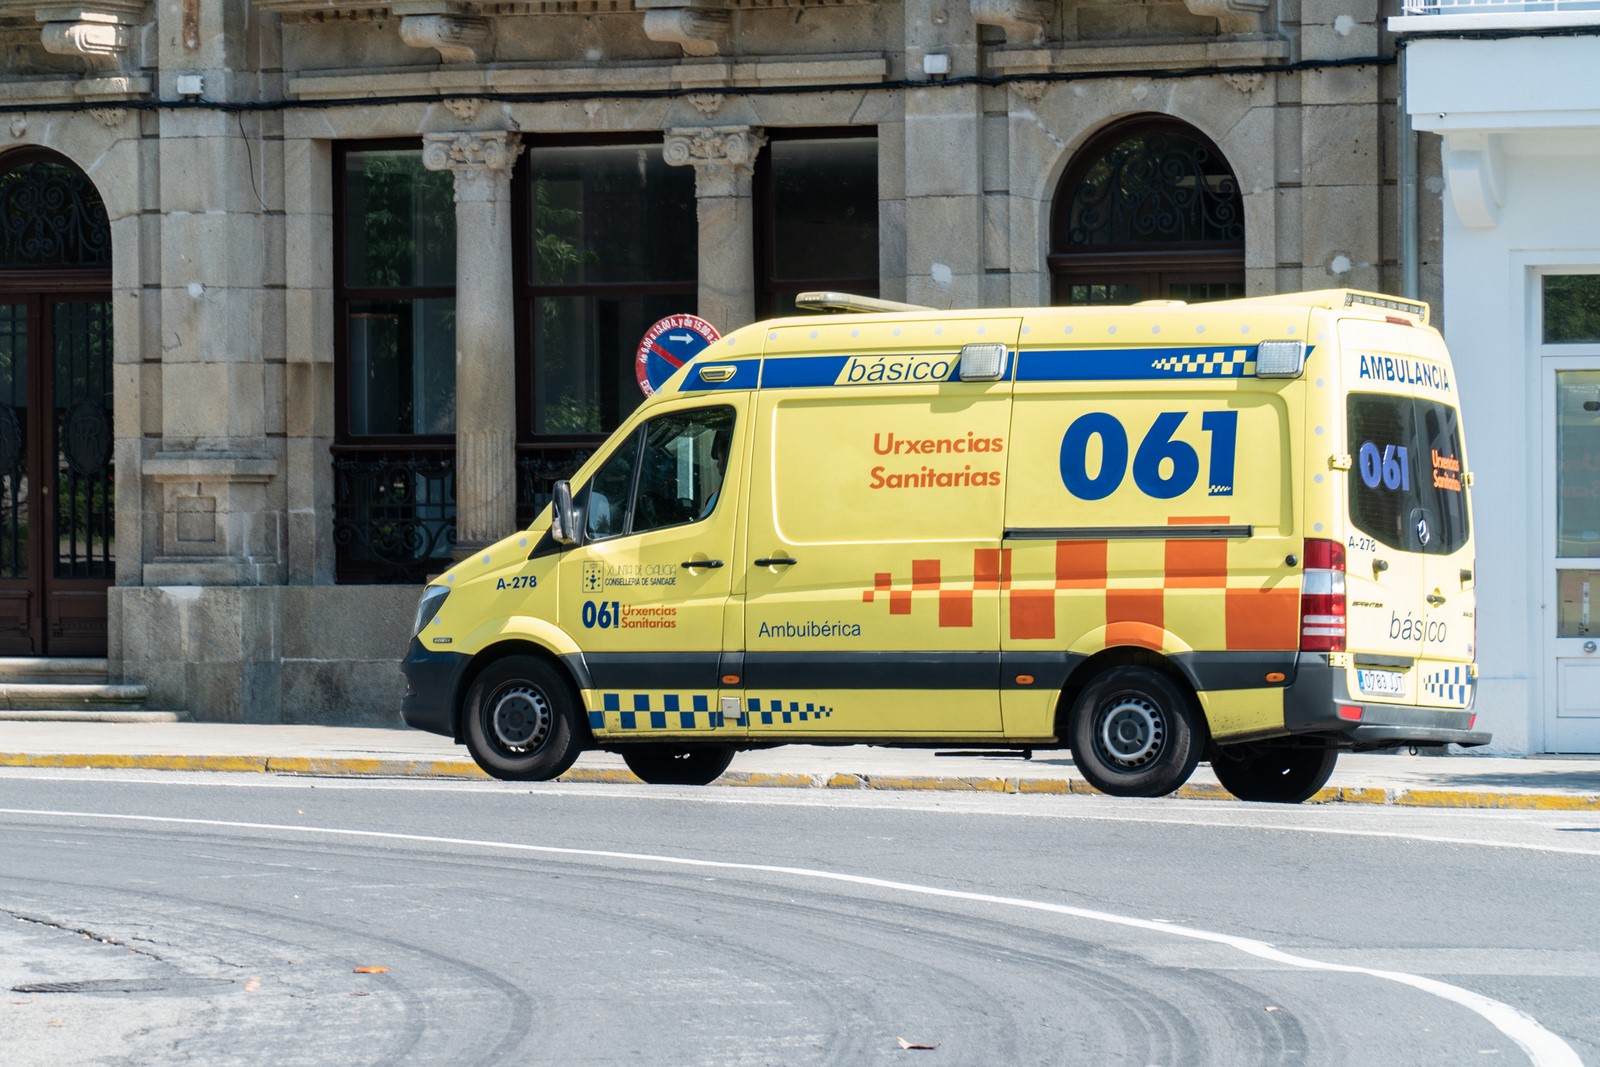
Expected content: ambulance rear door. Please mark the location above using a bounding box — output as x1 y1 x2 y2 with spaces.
1339 317 1459 705
741 316 1019 737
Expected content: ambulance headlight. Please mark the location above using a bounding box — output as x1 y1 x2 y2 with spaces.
1256 340 1307 378
959 343 1009 382
414 585 450 636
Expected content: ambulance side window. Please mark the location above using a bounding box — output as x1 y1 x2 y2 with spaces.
633 407 736 534
581 406 735 541
583 429 639 541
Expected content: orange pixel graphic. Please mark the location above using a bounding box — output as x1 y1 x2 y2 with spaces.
860 517 1297 651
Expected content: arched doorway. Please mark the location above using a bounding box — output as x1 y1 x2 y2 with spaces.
0 149 114 656
1049 115 1245 305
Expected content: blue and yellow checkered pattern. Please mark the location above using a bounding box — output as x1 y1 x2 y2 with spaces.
1422 666 1473 705
746 698 834 726
1149 349 1256 376
588 693 836 732
591 693 725 731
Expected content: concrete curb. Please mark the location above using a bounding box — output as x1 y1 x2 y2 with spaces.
4 751 1600 811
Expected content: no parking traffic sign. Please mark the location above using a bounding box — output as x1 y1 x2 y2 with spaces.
636 314 721 397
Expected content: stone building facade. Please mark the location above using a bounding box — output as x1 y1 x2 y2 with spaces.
0 0 1439 725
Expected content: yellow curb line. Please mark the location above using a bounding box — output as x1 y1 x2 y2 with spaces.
2 752 1597 811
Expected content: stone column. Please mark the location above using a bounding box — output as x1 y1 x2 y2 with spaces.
664 126 767 332
422 131 524 554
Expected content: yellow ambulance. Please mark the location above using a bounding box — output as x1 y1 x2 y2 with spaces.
401 289 1486 802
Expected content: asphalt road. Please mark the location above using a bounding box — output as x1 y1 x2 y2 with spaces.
2 769 1598 1066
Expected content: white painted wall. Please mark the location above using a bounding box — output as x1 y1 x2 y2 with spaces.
1399 25 1600 753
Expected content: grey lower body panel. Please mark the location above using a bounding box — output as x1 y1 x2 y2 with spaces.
1283 655 1489 748
400 639 469 738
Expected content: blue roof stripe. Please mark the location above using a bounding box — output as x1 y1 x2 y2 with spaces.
760 355 853 388
1017 346 1262 381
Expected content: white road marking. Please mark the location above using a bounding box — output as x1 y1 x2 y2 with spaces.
0 805 1583 1067
4 768 1600 858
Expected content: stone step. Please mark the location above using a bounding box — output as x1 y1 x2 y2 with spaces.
0 658 112 685
0 709 181 723
0 683 150 711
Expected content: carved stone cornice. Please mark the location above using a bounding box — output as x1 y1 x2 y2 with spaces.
1183 0 1268 35
24 0 147 70
637 0 728 57
397 9 490 62
421 130 524 201
969 0 1051 47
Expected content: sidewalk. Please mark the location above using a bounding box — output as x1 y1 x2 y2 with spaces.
4 720 1600 810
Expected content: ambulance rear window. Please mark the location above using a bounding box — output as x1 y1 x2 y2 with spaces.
1347 393 1469 555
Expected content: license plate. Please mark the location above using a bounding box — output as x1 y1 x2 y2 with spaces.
1357 669 1406 696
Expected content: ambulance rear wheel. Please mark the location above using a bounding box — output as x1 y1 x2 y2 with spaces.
1211 744 1338 804
463 656 584 782
621 744 736 786
1069 666 1203 798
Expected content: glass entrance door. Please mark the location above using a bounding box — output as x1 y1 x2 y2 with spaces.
1547 365 1600 752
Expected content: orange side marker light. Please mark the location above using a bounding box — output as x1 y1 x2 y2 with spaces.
1015 675 1035 686
1265 671 1286 683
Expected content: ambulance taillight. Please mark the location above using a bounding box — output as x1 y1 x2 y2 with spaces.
1300 538 1347 653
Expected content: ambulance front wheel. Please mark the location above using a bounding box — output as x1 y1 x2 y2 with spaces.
1211 744 1338 804
463 656 585 782
1069 666 1204 798
621 744 736 786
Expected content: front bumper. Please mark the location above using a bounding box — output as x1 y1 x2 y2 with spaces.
400 638 470 738
1284 655 1491 748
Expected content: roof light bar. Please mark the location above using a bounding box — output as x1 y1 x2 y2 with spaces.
794 291 935 314
1344 292 1430 324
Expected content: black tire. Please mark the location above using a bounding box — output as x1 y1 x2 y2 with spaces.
1211 744 1338 803
620 744 736 786
462 656 585 782
1069 665 1204 798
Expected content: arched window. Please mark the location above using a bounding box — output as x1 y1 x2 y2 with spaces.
1049 116 1244 305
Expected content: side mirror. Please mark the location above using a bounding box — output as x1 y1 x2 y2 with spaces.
551 480 578 545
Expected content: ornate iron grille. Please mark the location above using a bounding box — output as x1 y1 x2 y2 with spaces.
1066 131 1243 249
333 443 598 584
0 161 112 269
333 446 456 584
515 444 594 529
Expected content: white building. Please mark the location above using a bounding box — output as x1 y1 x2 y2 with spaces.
1393 0 1600 754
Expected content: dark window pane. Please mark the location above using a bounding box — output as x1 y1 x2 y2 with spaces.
1544 275 1600 344
532 293 691 435
1167 280 1245 303
529 144 696 285
347 298 455 435
0 303 27 579
1067 283 1143 306
1347 393 1468 556
770 139 878 282
343 150 455 289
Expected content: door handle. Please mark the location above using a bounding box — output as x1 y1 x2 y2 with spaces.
1426 593 1446 605
753 557 798 567
680 559 724 569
